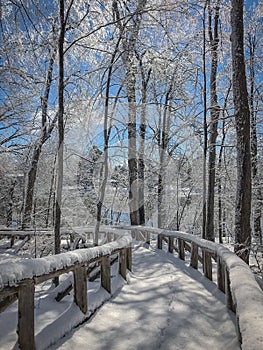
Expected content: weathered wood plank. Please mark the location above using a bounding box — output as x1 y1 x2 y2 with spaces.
0 293 18 313
119 248 127 280
101 256 111 294
217 256 225 292
14 235 30 254
178 239 185 260
168 236 174 253
0 286 18 300
202 249 212 280
55 284 73 302
73 266 87 314
157 234 163 250
17 281 35 350
34 265 77 285
126 245 132 271
190 243 198 269
225 266 235 312
145 231 151 245
34 258 99 285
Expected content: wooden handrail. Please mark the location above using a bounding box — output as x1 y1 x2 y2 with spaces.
113 225 263 350
1 226 262 350
0 232 132 349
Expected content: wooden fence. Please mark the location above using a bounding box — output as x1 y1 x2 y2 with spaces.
113 225 263 350
0 232 132 350
1 226 262 350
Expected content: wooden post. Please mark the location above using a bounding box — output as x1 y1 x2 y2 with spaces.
217 256 225 292
101 256 111 294
145 231 151 245
235 314 242 345
202 249 212 280
157 234 163 250
18 281 35 350
10 236 15 247
107 232 111 242
126 245 132 271
168 236 174 253
119 248 127 280
225 266 235 312
73 265 87 314
190 243 198 269
178 239 185 260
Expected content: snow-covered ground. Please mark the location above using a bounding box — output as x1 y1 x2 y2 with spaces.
50 244 240 350
0 242 241 350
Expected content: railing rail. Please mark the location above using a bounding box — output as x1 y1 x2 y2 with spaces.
113 225 263 350
0 231 132 349
1 225 262 350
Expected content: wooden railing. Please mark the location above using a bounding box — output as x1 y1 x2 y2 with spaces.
1 226 262 350
0 232 132 350
113 226 263 350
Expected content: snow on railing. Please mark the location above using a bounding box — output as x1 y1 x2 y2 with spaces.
0 230 132 350
1 225 262 350
113 225 263 350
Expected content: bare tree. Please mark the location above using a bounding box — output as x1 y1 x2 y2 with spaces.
202 1 208 239
231 0 251 263
22 49 58 228
94 36 123 244
54 0 66 259
136 52 151 226
246 14 262 241
113 0 147 225
205 0 221 241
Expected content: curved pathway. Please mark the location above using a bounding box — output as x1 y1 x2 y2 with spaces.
52 245 240 350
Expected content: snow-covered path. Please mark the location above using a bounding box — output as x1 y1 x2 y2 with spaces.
51 245 240 350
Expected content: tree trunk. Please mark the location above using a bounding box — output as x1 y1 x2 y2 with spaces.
206 0 220 242
54 0 65 262
248 33 262 239
94 48 118 244
22 146 42 228
22 49 57 228
138 76 147 225
202 2 208 239
218 85 231 244
218 121 225 244
127 61 140 225
45 155 56 228
231 0 251 264
6 179 16 227
157 89 171 228
113 0 147 226
137 55 151 226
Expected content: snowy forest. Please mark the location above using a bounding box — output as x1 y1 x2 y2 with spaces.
0 0 262 266
1 1 263 349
